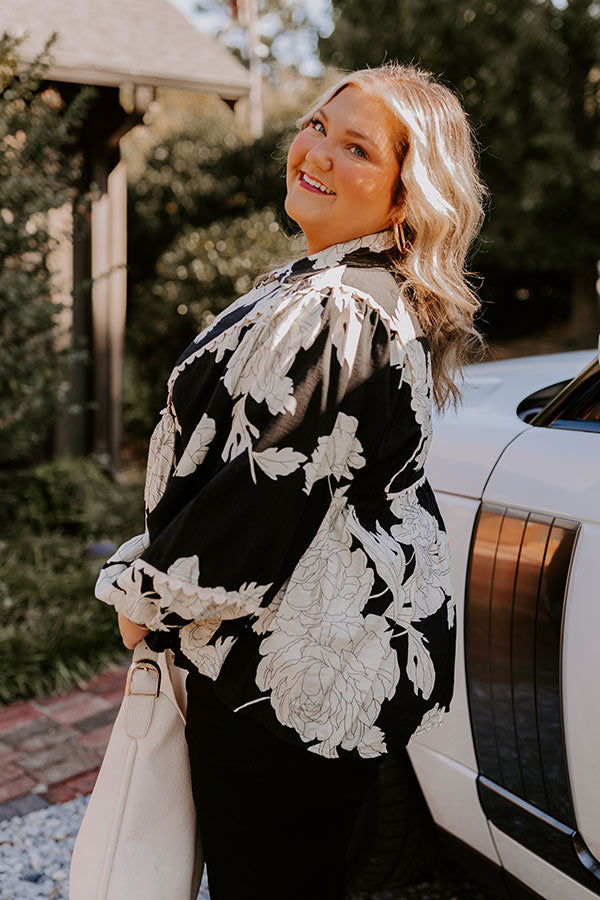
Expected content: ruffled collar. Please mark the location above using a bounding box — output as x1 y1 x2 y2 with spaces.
269 228 396 285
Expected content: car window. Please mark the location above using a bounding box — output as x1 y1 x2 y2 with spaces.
527 354 600 433
517 379 572 423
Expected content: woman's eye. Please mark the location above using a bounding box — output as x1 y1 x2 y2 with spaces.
310 118 326 134
350 144 367 159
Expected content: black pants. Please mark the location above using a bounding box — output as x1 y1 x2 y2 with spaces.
184 669 382 900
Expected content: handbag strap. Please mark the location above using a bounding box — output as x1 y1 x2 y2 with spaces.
128 639 185 724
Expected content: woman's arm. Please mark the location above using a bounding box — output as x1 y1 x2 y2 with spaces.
96 279 406 634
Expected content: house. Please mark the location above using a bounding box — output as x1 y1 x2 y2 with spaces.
0 0 250 472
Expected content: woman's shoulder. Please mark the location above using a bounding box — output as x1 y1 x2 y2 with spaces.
336 264 424 341
338 264 399 312
270 258 424 343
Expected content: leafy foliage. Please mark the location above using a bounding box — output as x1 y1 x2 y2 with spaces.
0 33 94 465
0 454 143 536
320 0 600 335
0 531 128 706
0 456 144 705
193 0 332 78
124 93 304 447
126 99 293 290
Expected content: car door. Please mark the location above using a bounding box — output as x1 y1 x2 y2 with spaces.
464 352 600 899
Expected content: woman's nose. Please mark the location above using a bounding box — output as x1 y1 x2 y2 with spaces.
304 140 333 172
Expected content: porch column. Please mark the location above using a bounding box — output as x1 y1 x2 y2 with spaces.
91 155 127 474
107 159 127 475
90 155 111 466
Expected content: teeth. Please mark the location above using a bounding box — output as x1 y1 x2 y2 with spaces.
302 173 334 194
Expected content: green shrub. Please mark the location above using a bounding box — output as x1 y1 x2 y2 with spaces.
0 455 144 705
0 33 94 465
124 208 302 447
0 454 144 538
122 94 304 449
0 531 130 705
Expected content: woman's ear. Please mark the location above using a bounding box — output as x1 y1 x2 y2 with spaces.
387 190 406 225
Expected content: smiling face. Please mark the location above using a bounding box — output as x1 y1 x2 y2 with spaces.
285 84 403 255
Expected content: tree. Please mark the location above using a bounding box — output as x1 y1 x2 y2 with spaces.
193 0 332 78
0 33 93 465
122 87 310 450
320 0 600 342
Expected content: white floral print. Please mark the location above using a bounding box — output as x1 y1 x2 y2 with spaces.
403 339 433 472
303 412 366 494
95 531 150 621
144 406 176 515
391 492 453 624
125 557 271 631
222 288 323 415
412 701 447 736
95 229 456 758
222 396 259 473
252 446 307 480
329 288 368 370
256 492 400 758
174 413 217 477
180 622 238 680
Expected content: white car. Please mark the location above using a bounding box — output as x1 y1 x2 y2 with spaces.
348 339 600 900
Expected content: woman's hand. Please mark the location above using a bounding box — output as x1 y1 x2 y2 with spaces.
118 612 150 650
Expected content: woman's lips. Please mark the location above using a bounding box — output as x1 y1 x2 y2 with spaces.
297 171 335 196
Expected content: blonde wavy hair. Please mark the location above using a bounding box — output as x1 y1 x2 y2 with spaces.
293 63 490 412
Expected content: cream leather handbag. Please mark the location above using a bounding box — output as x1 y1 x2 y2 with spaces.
69 639 204 900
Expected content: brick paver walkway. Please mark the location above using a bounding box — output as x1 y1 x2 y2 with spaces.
0 661 130 821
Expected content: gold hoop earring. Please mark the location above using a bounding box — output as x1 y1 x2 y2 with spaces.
393 219 408 254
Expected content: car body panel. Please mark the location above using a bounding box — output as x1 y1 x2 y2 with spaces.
482 425 599 524
413 345 600 897
561 523 600 864
428 349 597 499
482 424 600 873
407 742 503 865
489 822 600 900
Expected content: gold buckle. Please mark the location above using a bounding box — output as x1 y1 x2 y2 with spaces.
124 659 161 697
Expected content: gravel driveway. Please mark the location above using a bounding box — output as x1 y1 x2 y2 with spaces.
0 794 492 900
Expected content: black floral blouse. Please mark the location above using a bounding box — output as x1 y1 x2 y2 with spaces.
95 228 456 760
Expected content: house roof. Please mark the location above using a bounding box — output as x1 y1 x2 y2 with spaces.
1 0 250 99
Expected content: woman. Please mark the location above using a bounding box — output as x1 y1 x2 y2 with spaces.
97 62 487 899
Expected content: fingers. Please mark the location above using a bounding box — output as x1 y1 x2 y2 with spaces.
121 630 148 650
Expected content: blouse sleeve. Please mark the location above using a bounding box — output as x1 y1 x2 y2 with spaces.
94 278 411 632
